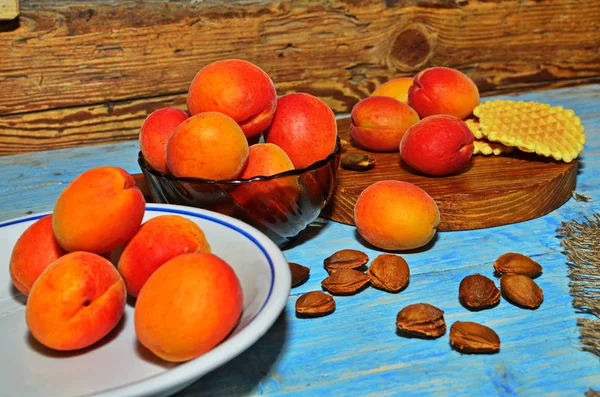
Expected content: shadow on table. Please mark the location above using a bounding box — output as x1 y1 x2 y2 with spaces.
281 217 330 251
176 310 289 396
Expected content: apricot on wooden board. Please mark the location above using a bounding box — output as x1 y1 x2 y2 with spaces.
354 180 440 250
408 67 480 120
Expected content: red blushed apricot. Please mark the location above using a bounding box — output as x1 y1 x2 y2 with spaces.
408 67 480 119
237 143 295 180
52 167 146 254
166 112 249 180
350 96 420 152
139 107 189 174
264 93 337 169
187 59 277 140
9 215 66 296
134 252 243 362
354 180 440 250
371 77 413 104
26 251 127 351
230 143 298 223
400 115 474 176
118 215 212 297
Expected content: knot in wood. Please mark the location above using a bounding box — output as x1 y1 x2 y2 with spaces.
390 25 434 69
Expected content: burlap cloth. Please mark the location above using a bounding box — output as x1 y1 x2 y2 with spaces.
557 214 600 396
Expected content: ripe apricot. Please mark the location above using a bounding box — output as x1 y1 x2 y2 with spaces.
350 96 420 152
354 180 440 250
230 143 298 229
26 251 127 351
139 107 189 174
400 115 474 176
371 77 413 104
187 59 277 140
408 67 480 119
9 215 66 295
166 112 249 180
52 167 146 254
135 252 243 362
118 215 212 297
264 93 337 169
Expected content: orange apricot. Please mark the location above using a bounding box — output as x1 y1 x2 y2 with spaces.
118 215 212 297
350 96 420 152
134 252 243 362
371 77 413 104
230 143 298 226
408 67 480 119
52 167 146 254
9 215 66 295
26 251 127 351
354 180 440 250
166 112 249 180
187 59 277 140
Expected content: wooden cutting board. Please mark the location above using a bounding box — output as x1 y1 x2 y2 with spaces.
133 117 578 232
320 118 578 231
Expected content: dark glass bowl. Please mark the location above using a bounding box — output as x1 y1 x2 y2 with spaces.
138 140 341 247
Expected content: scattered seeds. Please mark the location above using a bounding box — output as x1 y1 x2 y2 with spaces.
295 291 336 317
500 274 544 309
450 321 500 354
323 249 369 273
321 268 370 295
396 303 446 338
368 254 410 292
341 153 376 171
494 252 543 278
459 274 500 310
289 262 310 287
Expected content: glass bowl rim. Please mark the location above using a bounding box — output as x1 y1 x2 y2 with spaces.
138 137 341 186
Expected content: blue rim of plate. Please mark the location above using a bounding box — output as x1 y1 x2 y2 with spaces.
0 205 276 324
1 204 285 397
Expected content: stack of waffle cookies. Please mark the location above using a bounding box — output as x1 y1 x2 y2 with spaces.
467 100 586 162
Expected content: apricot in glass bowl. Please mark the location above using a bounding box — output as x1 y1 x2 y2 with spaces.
138 139 341 247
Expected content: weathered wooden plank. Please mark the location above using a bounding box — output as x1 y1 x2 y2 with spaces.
1 0 598 119
4 77 600 156
0 0 18 20
0 94 186 155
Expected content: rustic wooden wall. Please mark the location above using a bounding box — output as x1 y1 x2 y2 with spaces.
1 0 599 155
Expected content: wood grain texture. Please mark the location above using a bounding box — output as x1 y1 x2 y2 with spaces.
0 0 599 154
0 0 18 20
0 94 186 156
321 118 578 231
0 80 598 396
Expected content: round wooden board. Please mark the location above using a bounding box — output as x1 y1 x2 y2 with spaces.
320 118 578 231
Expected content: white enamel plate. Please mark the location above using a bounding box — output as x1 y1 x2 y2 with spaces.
0 204 291 397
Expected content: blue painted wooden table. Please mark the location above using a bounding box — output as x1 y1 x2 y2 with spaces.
1 85 599 396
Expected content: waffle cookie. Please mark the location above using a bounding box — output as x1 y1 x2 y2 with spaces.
473 139 515 156
465 118 485 139
473 100 585 162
